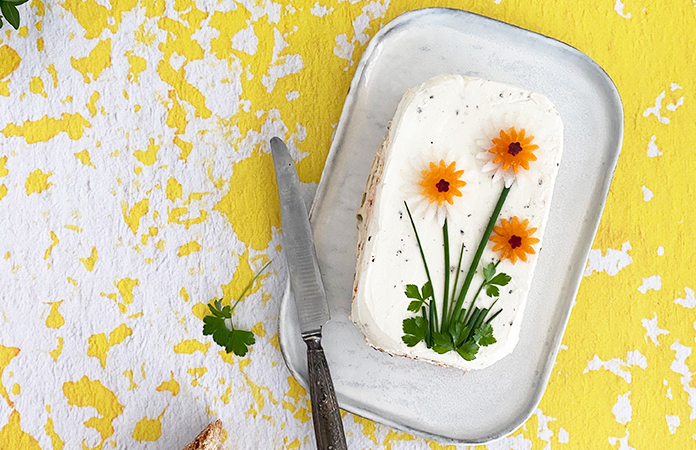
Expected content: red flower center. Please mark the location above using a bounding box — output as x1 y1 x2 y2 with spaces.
436 179 450 192
507 142 523 156
508 235 522 249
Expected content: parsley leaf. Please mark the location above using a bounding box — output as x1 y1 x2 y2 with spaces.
421 281 433 300
404 284 422 300
486 284 500 297
202 260 270 357
405 284 424 312
456 340 479 361
402 316 428 347
432 332 454 354
474 323 497 347
483 262 496 282
489 273 511 286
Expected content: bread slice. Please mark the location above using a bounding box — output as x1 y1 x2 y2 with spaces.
182 420 222 450
351 74 563 371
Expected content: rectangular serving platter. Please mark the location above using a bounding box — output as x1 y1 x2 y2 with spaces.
279 7 623 444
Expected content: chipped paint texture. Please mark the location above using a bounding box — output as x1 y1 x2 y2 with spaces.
0 1 695 449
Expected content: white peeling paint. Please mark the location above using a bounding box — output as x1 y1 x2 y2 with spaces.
558 428 569 444
614 0 632 18
675 287 696 309
657 246 665 256
534 408 556 444
334 33 354 63
642 186 653 201
612 392 632 424
642 312 669 345
232 22 259 56
352 0 390 45
609 431 636 450
643 91 670 124
670 340 696 419
486 434 533 450
638 275 662 294
286 91 299 101
261 29 304 93
310 2 334 17
584 350 647 383
647 135 663 157
584 241 632 277
667 96 685 111
671 83 683 91
666 414 680 434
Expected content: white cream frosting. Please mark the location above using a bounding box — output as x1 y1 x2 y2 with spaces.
351 74 563 371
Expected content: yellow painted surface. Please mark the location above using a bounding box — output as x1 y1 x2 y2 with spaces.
173 339 210 355
44 416 65 450
79 246 98 271
2 113 91 143
155 372 180 396
214 150 280 251
133 138 159 166
46 64 58 88
86 91 100 117
121 199 149 234
87 324 133 369
177 240 200 257
74 150 96 168
0 346 20 408
25 169 53 195
62 376 123 447
132 408 166 442
44 231 59 260
29 76 46 97
45 301 65 329
70 39 112 83
0 411 41 450
1 1 695 448
173 136 192 161
165 177 182 201
50 337 64 362
0 45 21 79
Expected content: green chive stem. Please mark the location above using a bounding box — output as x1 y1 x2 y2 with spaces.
231 260 272 312
445 243 465 332
404 202 438 335
441 219 450 333
451 186 511 324
462 260 500 326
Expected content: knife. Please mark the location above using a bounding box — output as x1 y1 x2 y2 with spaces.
270 137 347 450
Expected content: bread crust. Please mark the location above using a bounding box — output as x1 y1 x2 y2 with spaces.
182 420 222 450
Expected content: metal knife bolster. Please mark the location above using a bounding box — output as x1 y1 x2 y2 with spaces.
271 137 331 335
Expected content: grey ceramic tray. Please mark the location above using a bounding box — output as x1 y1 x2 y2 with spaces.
279 7 623 445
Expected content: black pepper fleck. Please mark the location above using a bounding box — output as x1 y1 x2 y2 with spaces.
416 107 422 113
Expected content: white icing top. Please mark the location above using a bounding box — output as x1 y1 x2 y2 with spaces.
352 74 563 370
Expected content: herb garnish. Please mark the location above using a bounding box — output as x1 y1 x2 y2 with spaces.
0 0 29 30
203 260 271 357
402 187 511 361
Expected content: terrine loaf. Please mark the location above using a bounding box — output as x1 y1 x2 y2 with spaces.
352 74 563 371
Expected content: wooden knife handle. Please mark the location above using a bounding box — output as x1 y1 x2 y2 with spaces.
304 334 348 450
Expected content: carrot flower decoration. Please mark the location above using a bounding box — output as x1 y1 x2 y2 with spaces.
419 160 466 205
489 216 539 264
478 127 539 187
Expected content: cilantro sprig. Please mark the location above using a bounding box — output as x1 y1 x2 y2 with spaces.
401 186 512 361
203 260 271 357
0 0 29 30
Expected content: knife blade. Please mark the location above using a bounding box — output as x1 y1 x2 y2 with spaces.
271 137 330 336
271 137 347 450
